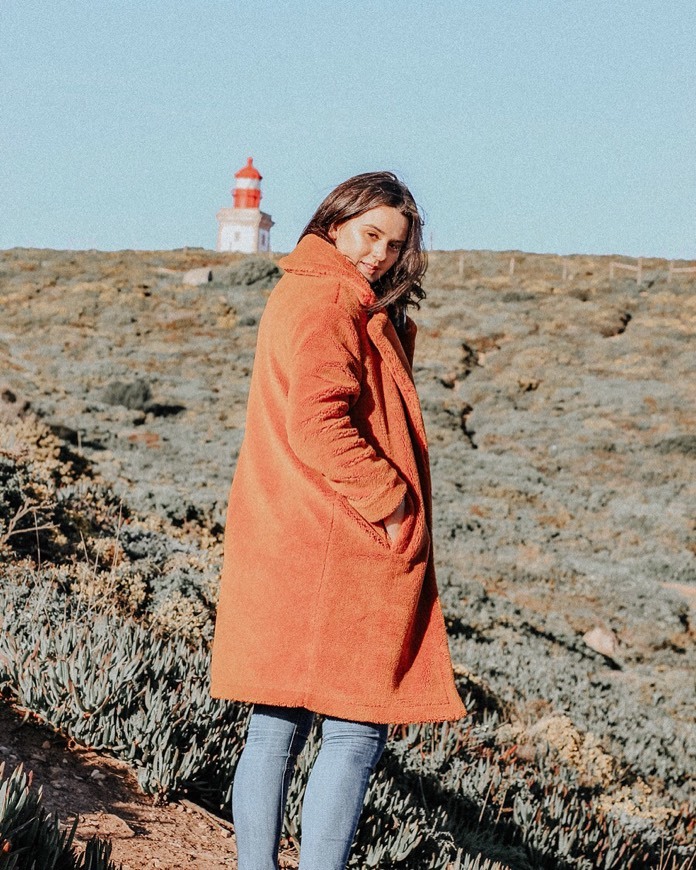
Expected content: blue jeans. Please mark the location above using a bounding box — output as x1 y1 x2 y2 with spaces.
232 704 388 870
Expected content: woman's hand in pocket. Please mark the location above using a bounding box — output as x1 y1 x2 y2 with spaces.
382 495 407 545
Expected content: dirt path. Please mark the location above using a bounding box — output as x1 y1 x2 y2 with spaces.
0 703 300 869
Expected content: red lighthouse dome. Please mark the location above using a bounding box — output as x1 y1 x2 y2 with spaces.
233 157 263 209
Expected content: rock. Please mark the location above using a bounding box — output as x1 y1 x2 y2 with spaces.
515 742 537 762
0 387 30 420
182 267 213 285
80 811 135 838
583 626 619 658
598 309 632 337
126 430 160 447
100 379 152 410
223 257 280 288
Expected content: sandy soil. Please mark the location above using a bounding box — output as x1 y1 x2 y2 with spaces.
0 703 305 868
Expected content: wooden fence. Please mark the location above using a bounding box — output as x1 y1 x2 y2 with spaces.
610 258 644 284
667 261 696 283
457 255 696 285
609 258 696 285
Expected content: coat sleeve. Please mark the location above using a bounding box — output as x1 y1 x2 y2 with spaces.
285 301 407 523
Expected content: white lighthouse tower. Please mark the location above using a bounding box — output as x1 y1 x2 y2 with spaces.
216 157 274 253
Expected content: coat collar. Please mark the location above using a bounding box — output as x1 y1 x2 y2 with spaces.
278 233 378 309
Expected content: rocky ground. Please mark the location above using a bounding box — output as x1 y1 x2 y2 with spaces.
0 703 238 869
0 246 694 866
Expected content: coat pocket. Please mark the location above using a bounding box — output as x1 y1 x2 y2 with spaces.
335 491 426 562
335 494 394 552
383 491 422 558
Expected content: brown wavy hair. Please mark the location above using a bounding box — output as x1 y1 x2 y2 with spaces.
300 171 427 322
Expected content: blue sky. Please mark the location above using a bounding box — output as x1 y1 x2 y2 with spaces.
1 1 694 257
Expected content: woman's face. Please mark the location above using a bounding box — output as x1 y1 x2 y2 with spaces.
328 206 409 284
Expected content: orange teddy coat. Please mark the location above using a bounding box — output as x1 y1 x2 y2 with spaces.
210 233 466 724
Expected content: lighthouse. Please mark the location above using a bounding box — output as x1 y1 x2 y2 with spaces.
216 157 274 253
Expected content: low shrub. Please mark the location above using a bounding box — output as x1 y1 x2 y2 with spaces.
1 574 692 868
0 762 119 870
1 414 692 867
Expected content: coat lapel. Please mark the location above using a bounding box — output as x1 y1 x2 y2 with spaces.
281 236 429 452
367 312 428 450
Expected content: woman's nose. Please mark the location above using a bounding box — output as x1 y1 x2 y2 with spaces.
372 241 388 262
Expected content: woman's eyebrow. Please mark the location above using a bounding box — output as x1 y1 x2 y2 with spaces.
365 223 406 242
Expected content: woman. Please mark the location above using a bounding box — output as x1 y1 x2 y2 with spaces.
210 171 466 870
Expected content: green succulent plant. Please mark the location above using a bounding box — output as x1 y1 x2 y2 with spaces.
0 763 119 870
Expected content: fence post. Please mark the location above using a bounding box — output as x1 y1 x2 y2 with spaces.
509 256 515 278
637 257 643 286
667 261 673 284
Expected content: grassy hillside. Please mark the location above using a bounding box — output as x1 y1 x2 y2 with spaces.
0 247 693 867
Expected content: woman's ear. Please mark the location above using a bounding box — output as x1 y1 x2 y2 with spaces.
328 223 338 241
